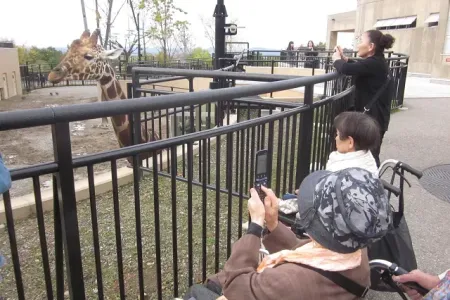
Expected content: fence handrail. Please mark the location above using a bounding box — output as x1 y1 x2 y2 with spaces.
0 71 342 131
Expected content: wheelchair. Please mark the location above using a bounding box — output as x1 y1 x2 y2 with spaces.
272 159 428 298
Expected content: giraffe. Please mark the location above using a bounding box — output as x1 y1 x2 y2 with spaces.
48 29 159 163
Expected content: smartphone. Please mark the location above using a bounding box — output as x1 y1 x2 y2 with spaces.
254 149 269 201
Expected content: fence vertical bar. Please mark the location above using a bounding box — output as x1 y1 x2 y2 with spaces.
296 85 314 187
214 136 221 273
32 177 54 300
152 152 163 300
53 176 64 300
398 59 408 107
2 191 25 300
202 138 208 282
131 112 145 299
87 166 104 300
52 122 85 299
238 127 245 238
170 145 179 296
270 60 275 98
267 121 275 186
111 160 126 300
226 133 233 258
187 142 194 286
275 118 283 195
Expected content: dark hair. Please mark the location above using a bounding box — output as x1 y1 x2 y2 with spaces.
366 30 395 54
287 41 294 50
334 112 381 151
307 40 315 48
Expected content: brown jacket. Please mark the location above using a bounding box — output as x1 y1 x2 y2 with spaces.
209 224 370 300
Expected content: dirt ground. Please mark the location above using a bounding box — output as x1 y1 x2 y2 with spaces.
0 86 129 198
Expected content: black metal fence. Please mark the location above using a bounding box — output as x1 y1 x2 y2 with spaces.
20 64 98 92
1 53 408 300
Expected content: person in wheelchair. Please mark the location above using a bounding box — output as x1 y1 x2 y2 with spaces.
184 167 391 300
279 111 380 215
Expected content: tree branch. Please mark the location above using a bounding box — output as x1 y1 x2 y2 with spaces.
111 0 127 24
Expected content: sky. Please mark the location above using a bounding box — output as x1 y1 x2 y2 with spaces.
1 0 357 50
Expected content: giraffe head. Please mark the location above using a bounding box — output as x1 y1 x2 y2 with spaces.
48 29 123 84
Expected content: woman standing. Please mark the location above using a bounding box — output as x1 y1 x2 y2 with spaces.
286 41 296 66
332 30 395 167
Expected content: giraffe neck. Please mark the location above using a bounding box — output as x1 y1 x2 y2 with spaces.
98 67 126 101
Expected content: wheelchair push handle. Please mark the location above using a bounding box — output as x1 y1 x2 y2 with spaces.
392 265 430 296
370 260 430 296
399 163 423 179
381 179 401 196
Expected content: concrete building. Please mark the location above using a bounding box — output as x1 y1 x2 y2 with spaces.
327 0 450 79
0 44 22 100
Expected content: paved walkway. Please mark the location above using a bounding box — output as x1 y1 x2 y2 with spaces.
405 76 450 98
368 96 450 299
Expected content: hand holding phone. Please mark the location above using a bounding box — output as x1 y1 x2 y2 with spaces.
254 150 269 201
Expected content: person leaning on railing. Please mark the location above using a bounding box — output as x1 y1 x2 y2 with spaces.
331 30 396 168
183 167 392 300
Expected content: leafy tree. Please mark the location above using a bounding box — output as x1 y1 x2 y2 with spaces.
187 47 211 61
16 46 64 66
317 41 326 49
140 0 188 63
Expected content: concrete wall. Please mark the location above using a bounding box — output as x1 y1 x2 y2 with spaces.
327 11 357 49
0 48 22 100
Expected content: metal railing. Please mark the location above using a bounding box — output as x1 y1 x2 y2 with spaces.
1 53 408 300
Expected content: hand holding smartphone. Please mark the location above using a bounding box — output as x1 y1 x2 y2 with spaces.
254 150 269 201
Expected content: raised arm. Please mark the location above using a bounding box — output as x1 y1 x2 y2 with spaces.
333 59 371 76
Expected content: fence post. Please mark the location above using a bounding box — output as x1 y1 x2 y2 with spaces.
52 122 86 299
398 58 408 107
296 84 315 187
270 60 275 98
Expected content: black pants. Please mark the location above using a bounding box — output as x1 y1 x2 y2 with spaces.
372 130 386 168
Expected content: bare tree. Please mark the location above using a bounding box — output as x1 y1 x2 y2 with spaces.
110 33 139 61
94 0 127 48
200 15 238 52
175 22 194 59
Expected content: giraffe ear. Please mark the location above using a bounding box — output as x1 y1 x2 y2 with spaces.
103 48 124 60
81 30 91 40
89 29 101 46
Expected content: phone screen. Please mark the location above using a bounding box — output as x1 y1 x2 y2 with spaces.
256 154 267 175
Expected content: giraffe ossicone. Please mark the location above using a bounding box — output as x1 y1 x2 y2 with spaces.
48 29 160 163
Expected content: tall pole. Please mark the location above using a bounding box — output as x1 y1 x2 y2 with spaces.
143 18 146 61
137 13 142 62
80 0 88 31
214 0 227 70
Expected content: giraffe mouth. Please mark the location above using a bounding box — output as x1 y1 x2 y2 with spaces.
48 69 68 84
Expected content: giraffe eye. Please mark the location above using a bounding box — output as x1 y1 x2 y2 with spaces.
84 54 94 60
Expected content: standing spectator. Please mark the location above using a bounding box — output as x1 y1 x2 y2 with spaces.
332 30 395 167
286 41 296 66
307 40 315 51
